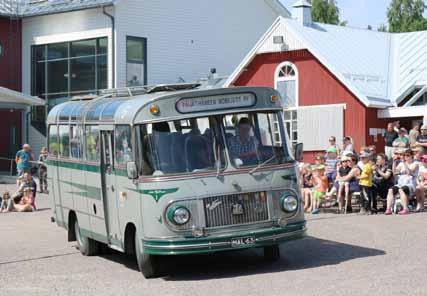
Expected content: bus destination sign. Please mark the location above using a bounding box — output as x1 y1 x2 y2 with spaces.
176 93 256 113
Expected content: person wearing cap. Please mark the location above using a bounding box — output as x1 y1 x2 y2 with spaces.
15 144 33 177
415 125 427 154
392 128 409 149
385 149 419 215
325 147 338 184
414 155 427 212
310 165 328 214
358 151 374 214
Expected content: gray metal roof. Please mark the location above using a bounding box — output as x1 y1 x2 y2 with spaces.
47 86 282 125
0 0 114 17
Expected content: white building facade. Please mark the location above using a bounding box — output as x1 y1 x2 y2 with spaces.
19 0 290 155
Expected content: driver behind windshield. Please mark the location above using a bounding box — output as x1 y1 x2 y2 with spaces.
228 117 260 166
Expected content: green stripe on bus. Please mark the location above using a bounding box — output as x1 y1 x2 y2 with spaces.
61 180 102 200
46 159 127 176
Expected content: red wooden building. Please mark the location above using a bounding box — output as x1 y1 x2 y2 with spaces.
224 2 427 162
0 16 43 171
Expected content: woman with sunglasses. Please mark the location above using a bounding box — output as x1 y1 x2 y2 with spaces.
327 136 341 155
334 154 361 213
372 153 393 212
385 149 419 215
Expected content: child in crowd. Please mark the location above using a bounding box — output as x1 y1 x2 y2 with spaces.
301 164 314 212
415 155 427 212
14 188 34 212
1 192 12 213
359 152 374 214
337 156 352 212
311 165 328 215
325 147 338 184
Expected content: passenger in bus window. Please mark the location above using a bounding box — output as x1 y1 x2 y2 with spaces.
227 117 260 166
86 127 100 161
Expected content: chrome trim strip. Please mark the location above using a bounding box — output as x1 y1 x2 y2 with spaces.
143 227 306 250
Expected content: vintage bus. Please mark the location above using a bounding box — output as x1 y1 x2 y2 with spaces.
46 84 306 278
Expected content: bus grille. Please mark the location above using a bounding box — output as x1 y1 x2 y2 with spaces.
203 192 269 228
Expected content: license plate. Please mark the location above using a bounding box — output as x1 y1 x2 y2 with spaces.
231 236 256 247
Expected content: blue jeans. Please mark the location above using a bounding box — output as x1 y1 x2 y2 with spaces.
0 198 14 211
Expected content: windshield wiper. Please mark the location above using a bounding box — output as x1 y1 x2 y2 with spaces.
249 155 277 175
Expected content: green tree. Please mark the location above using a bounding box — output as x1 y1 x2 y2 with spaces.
378 24 388 32
311 0 346 25
387 0 427 32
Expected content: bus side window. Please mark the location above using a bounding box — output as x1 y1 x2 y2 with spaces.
70 125 83 159
58 125 70 158
86 126 100 162
115 125 133 165
48 125 59 156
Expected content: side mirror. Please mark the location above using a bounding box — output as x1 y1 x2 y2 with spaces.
293 143 304 162
126 161 138 179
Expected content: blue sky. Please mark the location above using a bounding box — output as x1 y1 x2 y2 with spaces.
280 0 391 29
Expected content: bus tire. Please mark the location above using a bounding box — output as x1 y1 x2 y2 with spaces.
264 245 280 261
134 233 161 278
73 218 99 256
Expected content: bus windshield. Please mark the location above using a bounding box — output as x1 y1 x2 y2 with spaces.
138 111 292 176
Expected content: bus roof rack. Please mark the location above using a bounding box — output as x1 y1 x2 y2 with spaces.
69 94 99 101
100 83 201 98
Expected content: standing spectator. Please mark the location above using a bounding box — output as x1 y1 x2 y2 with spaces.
359 152 374 214
15 144 33 176
325 147 338 184
327 136 340 155
372 153 393 212
385 149 419 215
38 147 48 193
415 155 427 212
310 165 328 214
342 137 354 156
415 125 427 154
384 123 398 160
409 123 420 148
392 128 409 149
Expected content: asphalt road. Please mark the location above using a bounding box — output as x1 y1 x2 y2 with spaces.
1 183 426 296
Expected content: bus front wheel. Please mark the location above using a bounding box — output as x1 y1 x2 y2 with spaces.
134 234 161 278
73 218 99 256
264 245 280 261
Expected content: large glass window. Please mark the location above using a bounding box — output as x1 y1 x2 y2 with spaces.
115 125 133 165
224 112 289 168
48 125 59 156
85 126 100 162
138 112 291 176
70 125 83 159
139 117 225 175
58 125 70 158
126 36 147 86
31 37 108 134
275 62 298 145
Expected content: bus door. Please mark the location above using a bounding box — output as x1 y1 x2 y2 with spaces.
100 129 121 247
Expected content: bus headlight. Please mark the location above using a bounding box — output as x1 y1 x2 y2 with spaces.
280 194 298 213
167 206 191 225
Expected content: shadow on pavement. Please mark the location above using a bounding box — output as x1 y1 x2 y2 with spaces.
96 236 385 280
161 236 385 281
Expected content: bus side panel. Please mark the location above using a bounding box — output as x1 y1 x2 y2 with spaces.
59 160 74 214
47 161 64 226
115 175 141 246
86 168 108 242
71 165 90 235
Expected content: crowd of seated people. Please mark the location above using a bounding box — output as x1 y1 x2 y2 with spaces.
1 172 37 213
300 123 427 215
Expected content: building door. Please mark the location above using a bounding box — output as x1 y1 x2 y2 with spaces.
100 130 121 247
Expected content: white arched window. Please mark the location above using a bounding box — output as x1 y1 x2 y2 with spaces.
275 62 298 108
274 62 298 145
